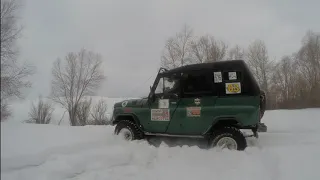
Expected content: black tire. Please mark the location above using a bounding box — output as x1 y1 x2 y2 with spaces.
209 127 247 151
114 120 143 140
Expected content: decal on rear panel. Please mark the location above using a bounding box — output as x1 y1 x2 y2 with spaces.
228 72 237 80
213 72 222 83
225 82 241 94
151 109 170 121
186 107 201 117
122 101 128 107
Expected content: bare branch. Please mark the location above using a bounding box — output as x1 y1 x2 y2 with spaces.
1 0 34 120
76 98 92 126
90 99 109 125
161 24 194 69
245 39 273 92
1 0 23 61
228 45 244 60
190 35 227 63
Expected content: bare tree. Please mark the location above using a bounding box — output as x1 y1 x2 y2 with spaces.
76 98 92 126
245 40 273 93
1 63 34 101
295 30 320 106
26 96 54 124
161 24 194 69
90 99 109 125
190 35 227 63
50 49 106 126
267 30 320 109
271 56 296 107
1 0 34 120
228 45 244 60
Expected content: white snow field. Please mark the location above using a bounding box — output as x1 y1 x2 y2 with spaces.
2 107 320 180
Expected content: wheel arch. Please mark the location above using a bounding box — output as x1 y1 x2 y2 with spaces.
203 116 242 135
113 114 144 130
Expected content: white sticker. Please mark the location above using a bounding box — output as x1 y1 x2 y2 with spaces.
225 82 241 94
122 101 128 107
151 109 170 121
228 72 237 80
214 72 222 83
158 99 169 109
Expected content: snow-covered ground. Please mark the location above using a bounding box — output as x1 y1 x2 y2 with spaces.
1 105 320 180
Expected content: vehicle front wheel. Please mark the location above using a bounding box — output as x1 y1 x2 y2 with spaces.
209 127 247 151
114 120 143 141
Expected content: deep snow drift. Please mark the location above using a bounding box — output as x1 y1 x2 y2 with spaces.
1 108 320 180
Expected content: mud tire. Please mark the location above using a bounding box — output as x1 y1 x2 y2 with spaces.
114 120 143 140
210 126 247 151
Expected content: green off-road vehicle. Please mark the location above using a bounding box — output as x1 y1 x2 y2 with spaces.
111 60 267 151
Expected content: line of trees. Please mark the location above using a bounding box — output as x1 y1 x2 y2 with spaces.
1 0 109 125
160 25 320 109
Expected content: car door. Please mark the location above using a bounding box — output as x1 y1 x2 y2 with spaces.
145 75 180 133
166 71 218 135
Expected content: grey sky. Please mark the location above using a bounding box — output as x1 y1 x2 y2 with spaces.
17 0 320 99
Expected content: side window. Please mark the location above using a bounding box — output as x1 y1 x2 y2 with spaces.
155 76 180 95
182 72 214 97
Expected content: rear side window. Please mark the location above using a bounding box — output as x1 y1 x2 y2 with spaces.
182 71 217 97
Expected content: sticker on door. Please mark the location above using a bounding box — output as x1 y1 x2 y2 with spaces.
151 109 170 121
186 107 201 117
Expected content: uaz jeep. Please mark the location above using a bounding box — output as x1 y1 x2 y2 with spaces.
111 60 266 151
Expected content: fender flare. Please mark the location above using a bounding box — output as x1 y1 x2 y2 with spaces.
203 116 242 135
113 113 144 130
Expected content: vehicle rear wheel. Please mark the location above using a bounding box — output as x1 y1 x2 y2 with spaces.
114 120 143 141
210 127 247 151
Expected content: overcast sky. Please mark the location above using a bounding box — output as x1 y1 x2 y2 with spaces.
17 0 319 99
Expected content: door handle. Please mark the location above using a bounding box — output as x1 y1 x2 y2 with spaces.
171 102 177 104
